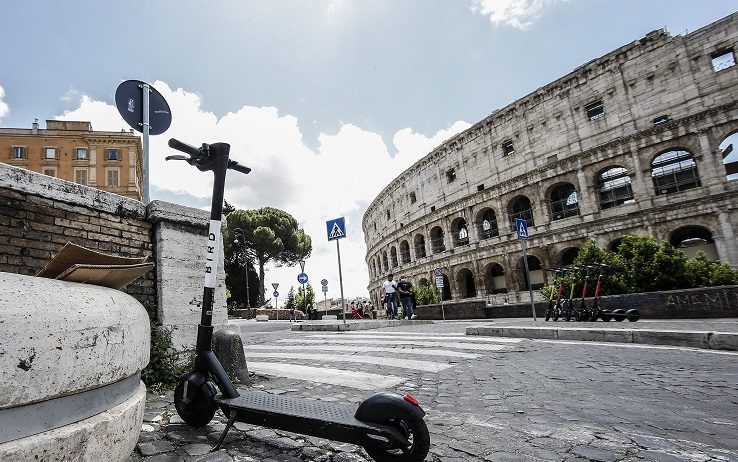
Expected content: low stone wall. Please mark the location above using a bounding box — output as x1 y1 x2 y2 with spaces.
415 300 487 320
483 285 738 319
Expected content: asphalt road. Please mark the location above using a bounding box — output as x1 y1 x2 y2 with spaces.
131 320 738 462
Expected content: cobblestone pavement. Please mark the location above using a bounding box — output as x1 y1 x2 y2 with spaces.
129 320 738 462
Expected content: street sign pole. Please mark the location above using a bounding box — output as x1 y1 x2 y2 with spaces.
141 82 150 204
517 223 537 322
336 240 346 325
434 268 445 321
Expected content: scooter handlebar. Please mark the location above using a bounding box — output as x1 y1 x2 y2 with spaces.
228 160 251 174
168 138 202 157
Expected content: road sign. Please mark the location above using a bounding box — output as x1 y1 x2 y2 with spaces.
297 273 308 284
515 218 529 240
272 282 279 290
435 276 444 288
322 285 328 293
434 268 442 277
320 278 328 286
326 217 347 241
273 291 279 298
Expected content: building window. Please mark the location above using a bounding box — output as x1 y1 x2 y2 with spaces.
585 100 604 121
502 140 514 157
107 169 119 187
75 169 88 185
549 183 579 220
653 115 669 126
386 210 390 219
12 146 25 159
651 149 700 195
477 184 485 191
44 147 57 160
711 50 736 72
430 205 436 212
43 168 56 177
409 192 416 204
598 167 634 209
107 149 119 161
75 148 88 160
446 168 456 183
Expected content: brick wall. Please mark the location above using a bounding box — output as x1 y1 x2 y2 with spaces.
0 165 154 307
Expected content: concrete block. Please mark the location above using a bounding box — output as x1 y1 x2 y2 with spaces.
256 315 270 322
322 315 338 320
504 326 559 340
708 332 738 351
213 329 249 385
632 329 710 348
473 326 505 337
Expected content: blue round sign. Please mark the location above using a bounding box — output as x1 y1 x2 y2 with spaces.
297 273 308 284
273 291 279 298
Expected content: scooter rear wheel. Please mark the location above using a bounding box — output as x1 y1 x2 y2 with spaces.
174 379 218 428
364 418 430 462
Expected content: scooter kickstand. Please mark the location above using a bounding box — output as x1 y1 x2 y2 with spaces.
211 410 237 452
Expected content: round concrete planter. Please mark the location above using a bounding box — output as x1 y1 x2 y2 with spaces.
0 272 150 461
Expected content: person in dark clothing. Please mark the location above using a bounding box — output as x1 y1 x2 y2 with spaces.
397 276 415 319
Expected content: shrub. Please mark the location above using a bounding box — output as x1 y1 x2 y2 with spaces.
414 283 440 305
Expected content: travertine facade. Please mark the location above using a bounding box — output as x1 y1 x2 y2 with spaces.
364 13 738 307
0 120 143 201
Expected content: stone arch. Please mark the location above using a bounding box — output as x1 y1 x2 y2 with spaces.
608 238 624 252
399 240 411 264
516 255 544 291
418 277 429 287
507 195 535 229
381 251 388 273
650 148 701 195
483 262 507 294
371 258 377 277
390 246 398 268
441 274 451 301
596 166 634 210
548 182 580 220
559 247 580 266
455 267 477 298
414 233 427 258
430 226 446 253
669 225 718 260
719 131 738 181
475 207 499 240
450 217 470 247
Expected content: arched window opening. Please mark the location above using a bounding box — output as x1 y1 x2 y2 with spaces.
382 251 388 273
508 196 535 229
484 263 507 294
451 218 469 247
670 226 718 260
608 238 624 252
549 184 579 220
517 256 544 291
456 268 477 298
371 259 377 277
430 226 445 253
390 246 398 268
598 167 634 209
720 133 738 181
476 208 499 240
441 274 452 301
651 149 700 195
414 234 427 258
399 241 411 264
418 277 429 287
560 247 579 266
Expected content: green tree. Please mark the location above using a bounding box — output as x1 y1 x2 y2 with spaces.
224 207 312 304
414 283 440 306
284 286 297 310
223 200 236 216
296 284 315 312
685 252 738 287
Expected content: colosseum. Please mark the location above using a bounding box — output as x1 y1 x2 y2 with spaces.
363 12 738 308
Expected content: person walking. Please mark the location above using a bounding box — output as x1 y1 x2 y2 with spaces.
382 274 398 319
397 276 416 319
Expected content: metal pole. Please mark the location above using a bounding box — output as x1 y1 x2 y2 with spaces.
522 240 537 321
302 283 306 319
336 240 346 324
439 286 446 321
324 292 327 317
244 260 250 311
141 83 150 204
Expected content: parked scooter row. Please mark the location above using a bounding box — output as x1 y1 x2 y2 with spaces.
544 264 640 322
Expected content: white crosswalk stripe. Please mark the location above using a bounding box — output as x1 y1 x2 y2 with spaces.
244 329 515 391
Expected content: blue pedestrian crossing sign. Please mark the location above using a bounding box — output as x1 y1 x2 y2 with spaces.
326 217 346 241
515 218 529 240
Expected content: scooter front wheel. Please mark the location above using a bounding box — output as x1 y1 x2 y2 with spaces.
174 379 218 428
364 418 430 462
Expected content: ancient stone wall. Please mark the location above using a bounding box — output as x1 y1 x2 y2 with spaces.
364 13 738 307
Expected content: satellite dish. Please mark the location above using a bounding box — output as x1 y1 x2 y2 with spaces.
114 80 171 135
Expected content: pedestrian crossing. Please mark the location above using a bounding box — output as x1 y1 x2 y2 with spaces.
243 329 521 391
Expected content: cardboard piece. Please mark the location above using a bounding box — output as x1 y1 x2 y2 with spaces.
38 242 153 290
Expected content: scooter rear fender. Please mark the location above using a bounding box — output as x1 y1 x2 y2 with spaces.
179 371 217 404
354 392 425 423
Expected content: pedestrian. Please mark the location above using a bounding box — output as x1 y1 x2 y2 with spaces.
382 273 398 319
397 277 416 319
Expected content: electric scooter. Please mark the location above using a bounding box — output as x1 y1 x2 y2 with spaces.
166 138 430 461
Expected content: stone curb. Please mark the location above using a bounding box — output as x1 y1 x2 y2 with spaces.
291 320 434 331
466 326 738 351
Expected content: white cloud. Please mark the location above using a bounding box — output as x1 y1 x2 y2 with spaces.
0 85 9 119
471 0 564 30
56 82 469 300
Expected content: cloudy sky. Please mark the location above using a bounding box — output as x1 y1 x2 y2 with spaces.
1 1 736 300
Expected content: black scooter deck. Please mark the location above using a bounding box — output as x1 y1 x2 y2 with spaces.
215 389 388 445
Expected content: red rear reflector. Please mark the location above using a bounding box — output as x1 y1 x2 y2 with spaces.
404 394 419 406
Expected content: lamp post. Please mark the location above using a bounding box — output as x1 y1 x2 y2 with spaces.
233 228 251 318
